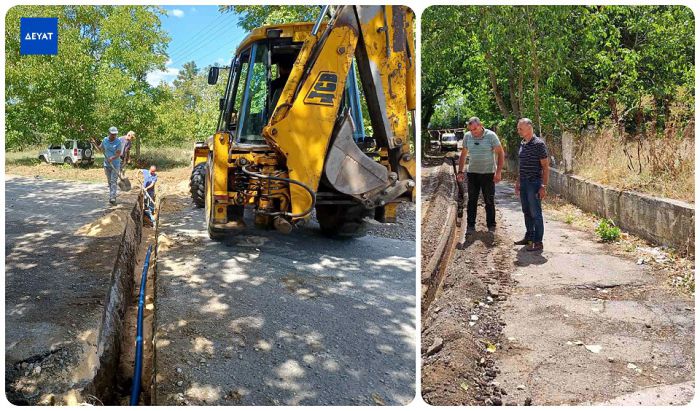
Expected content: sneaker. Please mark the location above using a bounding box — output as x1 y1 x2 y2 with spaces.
487 226 496 232
466 226 476 233
514 238 531 246
527 242 543 251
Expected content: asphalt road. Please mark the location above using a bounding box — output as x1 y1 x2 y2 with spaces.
495 183 695 405
155 195 416 405
4 175 129 404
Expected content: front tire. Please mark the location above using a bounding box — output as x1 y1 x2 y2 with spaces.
190 162 207 208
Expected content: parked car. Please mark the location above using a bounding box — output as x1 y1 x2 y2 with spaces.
440 132 458 151
38 140 94 166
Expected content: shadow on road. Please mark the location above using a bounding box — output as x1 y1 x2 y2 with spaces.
514 247 548 266
155 197 416 406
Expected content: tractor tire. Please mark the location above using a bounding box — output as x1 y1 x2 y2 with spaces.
190 162 207 208
315 204 371 238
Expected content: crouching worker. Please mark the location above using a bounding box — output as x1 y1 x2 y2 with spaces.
139 165 158 225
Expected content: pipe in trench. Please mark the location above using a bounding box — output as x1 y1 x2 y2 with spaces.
129 244 153 406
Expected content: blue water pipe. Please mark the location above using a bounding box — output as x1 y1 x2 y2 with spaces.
129 244 153 405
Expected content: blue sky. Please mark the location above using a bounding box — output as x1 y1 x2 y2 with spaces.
146 6 247 86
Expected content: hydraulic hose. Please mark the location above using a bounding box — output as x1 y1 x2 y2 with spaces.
241 165 316 218
129 244 153 406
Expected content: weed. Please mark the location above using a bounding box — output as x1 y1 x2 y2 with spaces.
595 218 622 242
564 213 575 225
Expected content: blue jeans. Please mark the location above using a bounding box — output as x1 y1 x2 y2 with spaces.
519 178 544 242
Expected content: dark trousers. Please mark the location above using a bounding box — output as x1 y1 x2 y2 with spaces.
519 178 544 242
466 172 496 228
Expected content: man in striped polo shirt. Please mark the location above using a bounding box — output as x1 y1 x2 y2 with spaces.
514 118 549 251
456 117 505 233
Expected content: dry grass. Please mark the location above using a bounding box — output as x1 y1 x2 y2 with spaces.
570 128 694 203
5 145 194 194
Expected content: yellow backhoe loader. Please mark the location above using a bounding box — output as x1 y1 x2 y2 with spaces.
189 5 416 240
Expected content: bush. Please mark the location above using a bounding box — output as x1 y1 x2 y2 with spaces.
595 218 621 242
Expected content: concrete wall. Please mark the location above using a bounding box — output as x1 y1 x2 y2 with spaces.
549 168 694 254
83 191 144 403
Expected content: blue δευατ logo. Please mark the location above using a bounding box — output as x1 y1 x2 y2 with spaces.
20 17 58 55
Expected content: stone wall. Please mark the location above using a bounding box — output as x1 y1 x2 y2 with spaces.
548 168 694 254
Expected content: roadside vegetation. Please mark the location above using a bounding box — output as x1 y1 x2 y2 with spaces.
422 5 694 201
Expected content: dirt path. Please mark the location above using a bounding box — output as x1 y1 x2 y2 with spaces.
422 179 694 405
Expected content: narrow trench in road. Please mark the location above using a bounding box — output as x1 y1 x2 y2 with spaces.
422 221 460 315
113 203 160 405
420 159 459 316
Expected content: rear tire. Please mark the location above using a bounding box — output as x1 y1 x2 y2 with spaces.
315 204 370 238
190 163 207 208
64 157 75 167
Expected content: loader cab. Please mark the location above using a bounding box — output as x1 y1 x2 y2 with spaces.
213 28 365 146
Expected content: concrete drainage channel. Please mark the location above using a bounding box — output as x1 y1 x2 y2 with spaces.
74 190 162 405
421 159 460 315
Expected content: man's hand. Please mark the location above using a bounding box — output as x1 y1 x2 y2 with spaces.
456 172 465 183
493 170 502 184
538 186 547 200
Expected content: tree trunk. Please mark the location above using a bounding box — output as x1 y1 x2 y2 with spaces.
484 50 509 118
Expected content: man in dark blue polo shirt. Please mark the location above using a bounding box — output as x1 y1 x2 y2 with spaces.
514 118 549 251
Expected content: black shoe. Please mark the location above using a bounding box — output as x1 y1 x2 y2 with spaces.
466 226 476 233
514 238 531 245
488 226 496 232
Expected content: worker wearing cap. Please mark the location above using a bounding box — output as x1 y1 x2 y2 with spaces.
120 131 135 171
99 126 122 205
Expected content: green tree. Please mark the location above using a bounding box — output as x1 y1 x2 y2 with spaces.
5 5 170 152
219 6 319 31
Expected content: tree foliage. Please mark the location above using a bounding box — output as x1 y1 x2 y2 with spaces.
422 5 695 151
219 5 320 31
5 5 169 149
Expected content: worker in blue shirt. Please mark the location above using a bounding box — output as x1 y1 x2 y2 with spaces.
98 126 122 205
141 165 158 213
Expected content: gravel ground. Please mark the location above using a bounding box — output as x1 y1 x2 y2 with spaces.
365 202 415 241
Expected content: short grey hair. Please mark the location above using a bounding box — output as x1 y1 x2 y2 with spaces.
518 118 534 127
467 117 481 126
